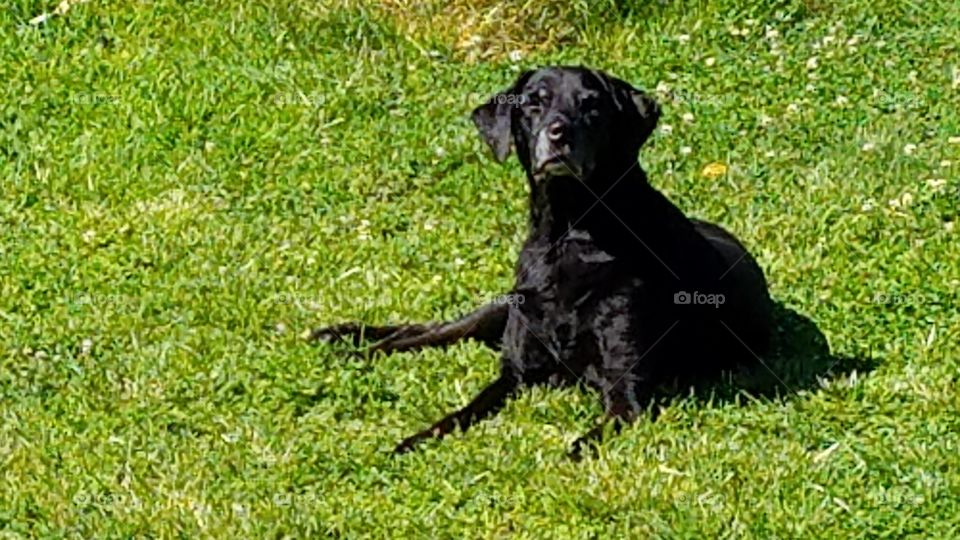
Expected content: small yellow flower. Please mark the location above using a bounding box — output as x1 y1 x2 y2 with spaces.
701 162 728 178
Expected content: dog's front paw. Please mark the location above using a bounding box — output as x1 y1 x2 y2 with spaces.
392 431 431 455
303 324 362 344
568 435 601 461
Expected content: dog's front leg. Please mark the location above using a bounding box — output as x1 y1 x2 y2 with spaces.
307 301 509 354
393 374 518 454
568 389 641 460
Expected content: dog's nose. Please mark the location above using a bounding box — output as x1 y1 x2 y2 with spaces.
546 120 566 142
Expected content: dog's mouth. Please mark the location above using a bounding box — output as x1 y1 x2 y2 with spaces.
534 156 582 179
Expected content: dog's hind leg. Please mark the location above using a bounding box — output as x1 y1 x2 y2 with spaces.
307 301 509 354
393 374 519 454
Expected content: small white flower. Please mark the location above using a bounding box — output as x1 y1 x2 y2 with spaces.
861 200 875 212
81 339 93 355
822 36 836 46
275 323 287 334
875 40 887 48
680 146 693 155
677 34 690 43
508 50 523 62
927 178 947 190
454 257 465 266
82 229 96 243
846 36 860 47
765 28 779 39
945 222 955 232
888 198 901 208
786 103 800 114
660 124 674 134
940 160 952 168
901 192 914 206
656 81 671 94
359 219 370 227
903 143 917 155
705 57 716 67
423 221 435 231
435 147 446 157
835 95 849 105
765 150 776 158
759 114 774 126
861 142 876 152
806 56 819 70
682 112 695 123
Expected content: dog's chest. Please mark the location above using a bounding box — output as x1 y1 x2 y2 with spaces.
508 229 621 373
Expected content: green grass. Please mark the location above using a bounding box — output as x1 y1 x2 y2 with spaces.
2 0 959 537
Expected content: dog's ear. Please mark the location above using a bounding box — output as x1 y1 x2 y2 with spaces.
610 77 661 147
471 70 533 163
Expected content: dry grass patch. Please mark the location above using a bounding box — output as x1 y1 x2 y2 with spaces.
376 0 600 62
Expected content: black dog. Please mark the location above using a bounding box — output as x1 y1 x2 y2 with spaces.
311 66 773 457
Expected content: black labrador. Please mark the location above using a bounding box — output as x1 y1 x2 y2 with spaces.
311 66 774 458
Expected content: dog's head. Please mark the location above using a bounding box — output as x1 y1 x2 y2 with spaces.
471 66 660 184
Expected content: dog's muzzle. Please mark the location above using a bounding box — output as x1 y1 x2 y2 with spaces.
533 121 582 178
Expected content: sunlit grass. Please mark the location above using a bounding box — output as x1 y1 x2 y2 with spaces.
1 0 958 536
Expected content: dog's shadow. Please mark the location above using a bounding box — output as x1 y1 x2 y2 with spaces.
654 302 879 409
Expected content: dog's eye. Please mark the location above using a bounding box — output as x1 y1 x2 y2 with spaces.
579 92 600 111
525 90 546 113
529 87 551 104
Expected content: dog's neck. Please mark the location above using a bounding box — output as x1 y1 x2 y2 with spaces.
526 159 655 240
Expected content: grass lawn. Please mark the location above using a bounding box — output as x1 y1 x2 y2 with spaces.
2 0 959 537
